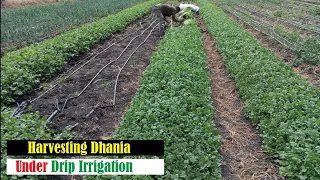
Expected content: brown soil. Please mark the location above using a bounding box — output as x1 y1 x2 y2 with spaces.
220 6 320 89
197 17 285 180
22 14 160 140
295 0 320 5
1 0 62 9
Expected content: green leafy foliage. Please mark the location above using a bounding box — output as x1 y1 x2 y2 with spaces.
310 5 320 16
1 109 75 180
295 36 320 65
1 0 163 107
84 18 221 180
274 26 301 42
1 0 150 52
198 0 320 179
274 26 320 65
273 10 283 17
216 0 320 65
179 7 194 19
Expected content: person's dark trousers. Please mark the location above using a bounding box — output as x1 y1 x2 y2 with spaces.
152 6 165 36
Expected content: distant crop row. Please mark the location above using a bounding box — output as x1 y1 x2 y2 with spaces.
85 15 221 180
1 0 163 107
1 0 149 53
216 0 320 65
199 0 320 179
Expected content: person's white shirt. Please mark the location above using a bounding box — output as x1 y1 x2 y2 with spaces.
179 4 200 13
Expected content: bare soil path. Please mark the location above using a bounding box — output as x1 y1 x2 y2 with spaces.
198 17 285 180
22 14 161 140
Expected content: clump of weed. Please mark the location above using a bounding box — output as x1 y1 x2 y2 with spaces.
273 10 282 17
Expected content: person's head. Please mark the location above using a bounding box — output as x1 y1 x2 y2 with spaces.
175 6 181 13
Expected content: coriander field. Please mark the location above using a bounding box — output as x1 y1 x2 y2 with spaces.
1 0 319 179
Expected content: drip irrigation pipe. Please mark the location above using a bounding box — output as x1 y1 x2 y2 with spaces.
30 20 153 103
30 16 155 104
112 23 158 106
237 4 320 34
11 15 155 118
46 19 158 122
222 7 296 51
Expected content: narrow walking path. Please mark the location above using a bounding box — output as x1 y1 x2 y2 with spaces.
198 17 284 180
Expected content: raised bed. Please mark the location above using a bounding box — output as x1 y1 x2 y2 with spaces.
198 0 320 179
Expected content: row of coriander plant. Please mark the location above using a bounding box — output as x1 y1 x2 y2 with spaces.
84 13 221 180
198 0 320 179
1 0 163 107
1 109 74 180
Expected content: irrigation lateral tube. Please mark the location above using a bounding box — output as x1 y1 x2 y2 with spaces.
10 16 154 119
47 19 158 123
30 19 152 104
222 6 297 51
51 14 155 85
61 19 157 109
11 15 156 120
112 23 158 106
237 4 320 34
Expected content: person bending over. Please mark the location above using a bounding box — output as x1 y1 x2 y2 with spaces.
152 4 184 36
